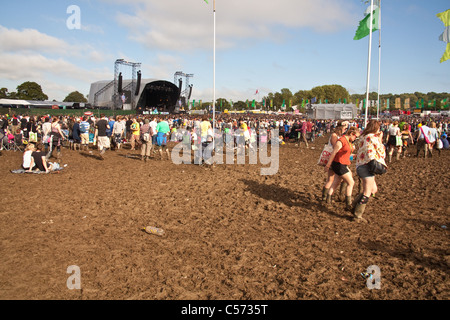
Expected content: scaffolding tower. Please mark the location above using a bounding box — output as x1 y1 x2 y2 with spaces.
113 59 142 111
174 71 194 109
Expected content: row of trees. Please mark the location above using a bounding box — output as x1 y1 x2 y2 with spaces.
199 84 449 112
0 81 88 103
2 81 448 112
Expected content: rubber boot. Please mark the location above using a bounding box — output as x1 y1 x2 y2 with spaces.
337 182 348 202
322 187 329 201
353 195 369 223
345 196 352 211
325 194 332 207
352 193 364 209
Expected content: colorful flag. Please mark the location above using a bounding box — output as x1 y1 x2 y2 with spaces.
354 7 380 40
437 9 450 63
204 0 209 4
252 100 256 108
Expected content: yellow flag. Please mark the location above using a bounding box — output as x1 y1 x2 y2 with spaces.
437 9 450 62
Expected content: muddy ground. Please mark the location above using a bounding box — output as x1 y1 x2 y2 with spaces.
0 135 448 300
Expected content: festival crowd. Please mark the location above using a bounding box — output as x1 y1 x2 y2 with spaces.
1 112 449 220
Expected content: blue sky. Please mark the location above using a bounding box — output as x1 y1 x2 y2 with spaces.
0 0 448 104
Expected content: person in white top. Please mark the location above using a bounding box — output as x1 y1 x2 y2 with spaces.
22 143 35 170
386 121 401 162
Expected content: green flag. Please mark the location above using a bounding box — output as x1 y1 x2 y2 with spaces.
354 8 380 40
204 0 209 4
252 99 256 108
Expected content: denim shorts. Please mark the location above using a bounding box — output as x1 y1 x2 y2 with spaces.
356 164 374 179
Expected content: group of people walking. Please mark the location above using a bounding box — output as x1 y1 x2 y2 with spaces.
320 117 449 223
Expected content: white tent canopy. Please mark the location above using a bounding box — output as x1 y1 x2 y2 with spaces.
0 99 30 105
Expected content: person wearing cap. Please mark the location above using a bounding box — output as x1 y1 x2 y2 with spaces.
140 118 152 161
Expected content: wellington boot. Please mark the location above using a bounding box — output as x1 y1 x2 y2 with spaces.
345 196 352 211
322 188 329 201
352 193 364 209
325 194 332 207
353 202 367 220
337 182 348 202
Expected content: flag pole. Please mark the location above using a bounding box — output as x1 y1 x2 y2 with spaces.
364 0 374 128
376 0 382 120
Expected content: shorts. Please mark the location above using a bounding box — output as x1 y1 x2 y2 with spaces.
330 161 349 176
97 136 110 149
80 133 89 145
157 132 167 147
356 164 374 179
387 135 397 146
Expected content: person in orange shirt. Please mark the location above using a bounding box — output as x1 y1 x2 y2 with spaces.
324 126 360 210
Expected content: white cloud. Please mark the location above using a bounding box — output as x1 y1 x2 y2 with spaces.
0 25 69 55
0 25 113 100
109 0 357 52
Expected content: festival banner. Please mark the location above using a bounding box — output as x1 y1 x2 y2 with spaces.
404 98 410 110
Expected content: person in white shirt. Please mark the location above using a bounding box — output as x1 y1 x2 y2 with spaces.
386 121 401 162
22 143 35 170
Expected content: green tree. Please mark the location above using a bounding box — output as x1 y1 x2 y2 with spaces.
64 91 88 103
0 87 9 99
16 81 48 100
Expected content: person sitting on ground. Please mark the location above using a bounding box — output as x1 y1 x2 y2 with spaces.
29 143 49 173
22 143 36 170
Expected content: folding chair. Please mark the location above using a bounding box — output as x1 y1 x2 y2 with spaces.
9 133 25 152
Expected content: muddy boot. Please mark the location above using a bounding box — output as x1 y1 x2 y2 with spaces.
321 187 329 201
352 193 363 208
325 194 332 207
353 195 369 223
345 196 352 211
337 182 348 202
